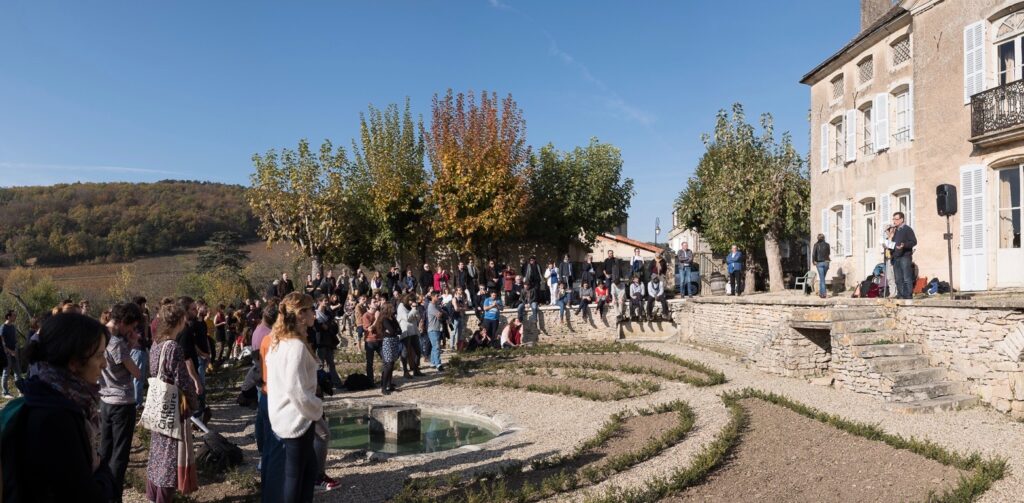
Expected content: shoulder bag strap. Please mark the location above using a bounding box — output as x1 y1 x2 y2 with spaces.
156 342 170 381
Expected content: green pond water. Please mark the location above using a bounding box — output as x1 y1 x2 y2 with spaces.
326 408 498 455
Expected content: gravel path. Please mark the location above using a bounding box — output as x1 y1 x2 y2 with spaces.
587 342 1024 503
124 342 1024 502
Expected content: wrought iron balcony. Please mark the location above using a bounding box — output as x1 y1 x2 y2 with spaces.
971 80 1024 147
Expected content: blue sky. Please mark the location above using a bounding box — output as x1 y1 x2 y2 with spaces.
0 0 859 242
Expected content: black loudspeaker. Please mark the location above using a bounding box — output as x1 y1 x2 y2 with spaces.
937 184 958 216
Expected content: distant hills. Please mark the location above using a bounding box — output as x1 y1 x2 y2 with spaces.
0 180 258 265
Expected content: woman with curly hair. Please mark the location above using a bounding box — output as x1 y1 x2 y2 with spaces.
265 292 322 503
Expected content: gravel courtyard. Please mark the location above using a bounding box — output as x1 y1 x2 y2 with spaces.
124 340 1024 502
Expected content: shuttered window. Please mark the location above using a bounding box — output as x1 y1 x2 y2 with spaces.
964 21 986 104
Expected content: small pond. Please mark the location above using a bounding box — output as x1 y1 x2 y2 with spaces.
326 407 499 455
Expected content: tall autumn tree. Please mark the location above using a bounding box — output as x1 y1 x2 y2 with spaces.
527 138 635 251
676 104 808 292
424 89 531 257
350 99 429 264
248 139 354 277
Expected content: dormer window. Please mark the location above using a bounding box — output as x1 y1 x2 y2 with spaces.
858 56 874 84
831 75 845 101
891 36 911 67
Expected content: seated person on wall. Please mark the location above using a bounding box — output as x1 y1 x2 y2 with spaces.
646 275 669 321
628 275 646 322
611 277 627 321
500 319 522 349
594 281 609 318
466 328 492 352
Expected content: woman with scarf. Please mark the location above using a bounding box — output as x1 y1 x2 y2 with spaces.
1 313 114 502
146 302 200 502
265 293 323 503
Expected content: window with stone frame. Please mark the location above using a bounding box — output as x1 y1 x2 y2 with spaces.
859 103 873 154
833 207 845 256
891 36 911 67
858 56 874 84
893 89 911 144
831 117 845 167
830 74 844 101
996 13 1024 86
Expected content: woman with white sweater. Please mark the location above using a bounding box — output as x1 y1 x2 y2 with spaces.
266 292 322 503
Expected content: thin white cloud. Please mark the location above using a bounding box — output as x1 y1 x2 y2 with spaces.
487 0 656 126
0 161 180 175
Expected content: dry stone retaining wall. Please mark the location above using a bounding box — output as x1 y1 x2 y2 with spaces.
898 306 1024 414
684 299 830 378
679 296 1024 416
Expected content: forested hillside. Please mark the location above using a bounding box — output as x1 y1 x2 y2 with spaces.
0 181 258 265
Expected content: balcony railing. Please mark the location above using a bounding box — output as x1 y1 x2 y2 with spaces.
860 142 874 155
892 128 911 145
971 80 1024 138
831 154 845 167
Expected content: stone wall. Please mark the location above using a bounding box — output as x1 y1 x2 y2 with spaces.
683 298 830 378
898 305 1024 414
458 300 689 344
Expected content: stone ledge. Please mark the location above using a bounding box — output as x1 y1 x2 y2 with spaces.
685 295 1024 310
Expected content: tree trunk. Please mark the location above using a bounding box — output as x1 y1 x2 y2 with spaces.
310 254 322 280
764 232 785 292
744 258 755 294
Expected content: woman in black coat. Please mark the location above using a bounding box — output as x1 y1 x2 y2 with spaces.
2 313 114 502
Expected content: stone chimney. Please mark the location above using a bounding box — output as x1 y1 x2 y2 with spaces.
862 0 895 31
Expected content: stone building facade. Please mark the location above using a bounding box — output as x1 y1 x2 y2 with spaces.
803 0 1024 292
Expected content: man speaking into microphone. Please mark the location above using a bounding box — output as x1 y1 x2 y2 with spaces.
887 212 917 299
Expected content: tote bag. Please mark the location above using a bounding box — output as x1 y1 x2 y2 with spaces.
141 343 181 439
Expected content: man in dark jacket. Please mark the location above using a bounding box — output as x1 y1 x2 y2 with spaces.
419 264 434 295
890 211 918 299
466 258 479 288
276 272 294 298
812 234 831 299
522 257 543 289
455 261 470 290
557 255 574 290
602 251 620 284
484 259 500 293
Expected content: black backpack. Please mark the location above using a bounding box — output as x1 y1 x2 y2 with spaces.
342 373 374 391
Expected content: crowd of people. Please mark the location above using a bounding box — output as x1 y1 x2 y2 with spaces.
0 245 708 503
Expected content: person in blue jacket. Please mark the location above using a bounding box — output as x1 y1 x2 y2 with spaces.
726 245 745 296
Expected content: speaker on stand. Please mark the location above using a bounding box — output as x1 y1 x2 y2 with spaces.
936 184 957 299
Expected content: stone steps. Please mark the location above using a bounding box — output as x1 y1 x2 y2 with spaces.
891 381 963 402
885 367 948 387
866 355 930 373
835 330 905 346
831 317 896 335
851 343 922 358
619 320 677 342
791 307 885 323
883 394 979 414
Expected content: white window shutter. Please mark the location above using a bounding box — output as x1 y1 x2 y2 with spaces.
908 83 915 140
819 123 829 172
960 165 988 291
845 109 857 162
908 188 915 228
874 93 890 151
821 209 830 243
879 193 891 232
843 201 853 256
964 21 986 104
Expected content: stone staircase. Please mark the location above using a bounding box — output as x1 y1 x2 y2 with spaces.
792 306 978 414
